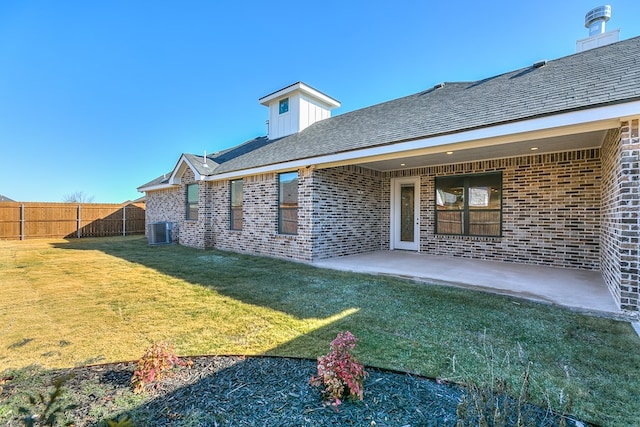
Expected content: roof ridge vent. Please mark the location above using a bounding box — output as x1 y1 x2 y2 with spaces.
533 60 547 68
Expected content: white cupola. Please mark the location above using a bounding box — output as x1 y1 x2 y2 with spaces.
259 82 340 140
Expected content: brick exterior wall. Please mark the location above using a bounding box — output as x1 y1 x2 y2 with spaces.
311 166 385 260
385 149 602 270
144 169 212 249
619 119 640 312
601 120 640 312
600 128 623 306
145 187 182 242
212 170 313 261
144 125 639 312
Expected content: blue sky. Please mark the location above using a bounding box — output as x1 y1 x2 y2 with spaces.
1 1 639 202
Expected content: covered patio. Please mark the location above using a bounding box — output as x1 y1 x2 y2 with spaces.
314 251 623 317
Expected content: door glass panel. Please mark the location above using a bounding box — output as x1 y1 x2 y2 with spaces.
400 184 414 242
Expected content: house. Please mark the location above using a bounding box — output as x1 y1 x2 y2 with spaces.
0 194 15 202
139 32 640 314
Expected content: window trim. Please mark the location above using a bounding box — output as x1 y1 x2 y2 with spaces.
434 172 502 237
186 183 199 221
278 171 298 235
279 97 289 115
229 179 243 231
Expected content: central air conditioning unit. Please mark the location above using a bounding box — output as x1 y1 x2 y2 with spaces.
148 222 173 245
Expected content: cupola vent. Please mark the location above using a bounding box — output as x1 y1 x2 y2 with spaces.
576 5 619 53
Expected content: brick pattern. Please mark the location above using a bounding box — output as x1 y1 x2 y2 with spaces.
386 149 602 269
175 169 206 249
618 119 640 312
145 188 182 242
144 169 211 248
601 119 640 312
212 170 313 261
145 136 639 312
600 128 623 306
311 166 385 260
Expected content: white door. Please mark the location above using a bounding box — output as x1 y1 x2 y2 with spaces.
391 177 420 251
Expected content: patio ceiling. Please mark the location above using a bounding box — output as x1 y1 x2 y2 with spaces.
355 129 608 172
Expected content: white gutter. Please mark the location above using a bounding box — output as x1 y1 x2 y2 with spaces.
137 183 178 192
204 101 639 181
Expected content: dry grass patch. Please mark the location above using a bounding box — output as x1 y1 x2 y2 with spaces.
0 237 352 369
1 236 639 426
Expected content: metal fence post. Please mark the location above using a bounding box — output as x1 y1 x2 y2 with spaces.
20 203 25 240
77 204 82 238
122 205 127 236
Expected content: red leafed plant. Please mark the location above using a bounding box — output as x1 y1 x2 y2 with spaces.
130 342 191 394
310 331 368 410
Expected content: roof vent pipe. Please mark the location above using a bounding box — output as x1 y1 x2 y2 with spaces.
585 5 611 36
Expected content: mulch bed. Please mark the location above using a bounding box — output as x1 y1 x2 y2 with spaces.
2 356 589 426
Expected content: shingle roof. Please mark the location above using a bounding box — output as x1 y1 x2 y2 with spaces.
138 137 274 190
140 35 640 190
0 194 15 202
138 173 172 189
180 136 275 176
211 35 640 175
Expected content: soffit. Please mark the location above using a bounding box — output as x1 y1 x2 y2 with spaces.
355 129 608 171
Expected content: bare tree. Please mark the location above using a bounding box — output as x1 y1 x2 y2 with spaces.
63 191 95 203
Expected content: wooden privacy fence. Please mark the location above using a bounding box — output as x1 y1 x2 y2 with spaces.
0 202 145 240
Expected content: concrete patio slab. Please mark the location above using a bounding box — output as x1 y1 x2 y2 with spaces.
314 251 622 317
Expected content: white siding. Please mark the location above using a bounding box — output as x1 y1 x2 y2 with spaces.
300 95 331 131
268 93 333 139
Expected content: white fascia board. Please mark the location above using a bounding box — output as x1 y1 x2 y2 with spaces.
205 101 640 182
168 155 205 184
298 84 341 108
137 183 177 193
259 82 340 108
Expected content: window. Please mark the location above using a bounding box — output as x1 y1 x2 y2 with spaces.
435 172 502 237
278 172 298 234
279 97 289 114
230 179 243 230
186 183 198 220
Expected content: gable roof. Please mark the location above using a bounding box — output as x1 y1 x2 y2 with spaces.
212 35 640 175
140 35 640 190
138 137 274 191
0 194 15 202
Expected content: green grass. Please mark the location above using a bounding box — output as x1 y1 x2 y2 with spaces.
1 236 639 426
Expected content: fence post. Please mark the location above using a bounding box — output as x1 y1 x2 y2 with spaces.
122 205 126 236
77 204 82 238
20 203 25 240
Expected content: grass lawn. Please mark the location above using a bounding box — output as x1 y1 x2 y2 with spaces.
1 236 639 426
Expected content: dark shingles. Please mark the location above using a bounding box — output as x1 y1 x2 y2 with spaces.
141 35 640 185
210 36 640 175
137 173 172 190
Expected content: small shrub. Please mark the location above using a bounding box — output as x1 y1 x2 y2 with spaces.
18 374 78 426
310 331 367 410
130 342 191 394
